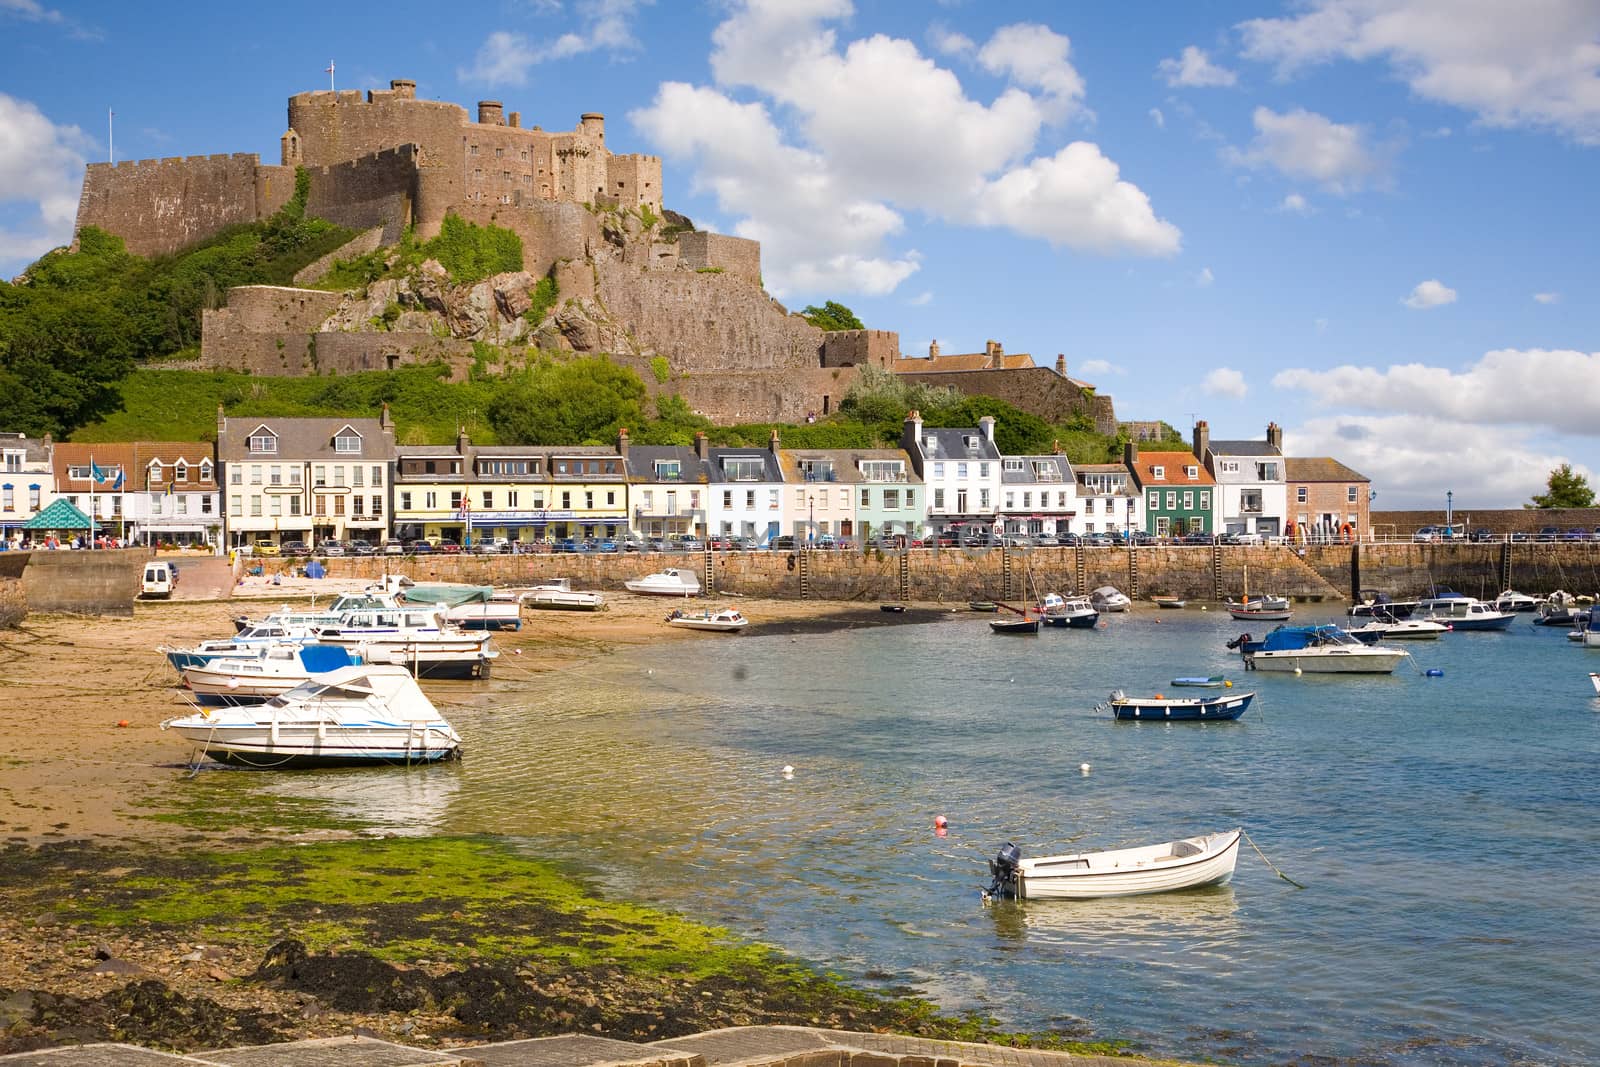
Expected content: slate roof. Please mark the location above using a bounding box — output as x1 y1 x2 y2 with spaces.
0 432 52 463
1286 457 1369 483
911 427 1002 462
217 416 394 462
1208 439 1282 458
1129 450 1214 488
626 445 709 484
777 448 922 485
706 447 784 484
1074 463 1135 496
1001 455 1074 485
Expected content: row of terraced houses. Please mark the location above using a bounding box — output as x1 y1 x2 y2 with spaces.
1 411 1370 550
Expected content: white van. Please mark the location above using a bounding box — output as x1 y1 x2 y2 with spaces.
141 561 176 599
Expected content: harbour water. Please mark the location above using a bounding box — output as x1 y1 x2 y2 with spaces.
269 608 1599 1065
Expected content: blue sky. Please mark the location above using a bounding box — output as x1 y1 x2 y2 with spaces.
3 0 1597 509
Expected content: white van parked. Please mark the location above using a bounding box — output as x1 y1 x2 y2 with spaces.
140 561 177 599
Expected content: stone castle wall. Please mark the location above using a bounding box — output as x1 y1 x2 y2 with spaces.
292 227 386 286
676 231 761 287
671 366 864 424
821 329 899 369
1371 507 1600 537
305 146 418 241
75 154 294 258
451 200 597 278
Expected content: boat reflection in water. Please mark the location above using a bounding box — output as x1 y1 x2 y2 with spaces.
988 885 1241 966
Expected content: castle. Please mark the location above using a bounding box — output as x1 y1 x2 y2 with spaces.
72 78 1113 431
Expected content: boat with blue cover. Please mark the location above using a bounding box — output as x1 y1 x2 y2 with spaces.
163 620 322 674
1231 624 1408 673
181 644 365 706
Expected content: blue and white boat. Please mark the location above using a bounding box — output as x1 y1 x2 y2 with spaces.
1415 590 1516 631
1105 689 1254 721
180 644 364 706
1039 593 1099 628
163 620 322 674
161 664 462 767
1231 624 1408 673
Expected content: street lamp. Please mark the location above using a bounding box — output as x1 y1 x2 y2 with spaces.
808 494 815 546
1446 490 1453 534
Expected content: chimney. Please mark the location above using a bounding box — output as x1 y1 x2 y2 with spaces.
769 428 781 456
928 339 940 359
616 427 630 460
216 404 227 439
1192 419 1210 463
456 424 469 454
985 340 1002 368
380 403 393 431
1055 354 1067 378
1266 421 1283 451
478 101 504 125
694 431 709 461
902 409 924 453
508 111 521 128
978 415 996 443
1052 438 1063 455
1124 440 1138 468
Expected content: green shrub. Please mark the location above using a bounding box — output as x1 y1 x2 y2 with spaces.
524 274 559 324
649 356 671 383
423 215 524 285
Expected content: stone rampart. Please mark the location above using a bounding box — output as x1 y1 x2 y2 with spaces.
19 549 145 616
596 259 822 373
199 286 343 374
451 201 595 277
671 366 862 424
312 331 475 378
306 146 418 241
821 330 899 369
1372 507 1600 537
214 286 344 332
76 154 273 258
676 231 762 287
293 227 386 286
897 367 1115 430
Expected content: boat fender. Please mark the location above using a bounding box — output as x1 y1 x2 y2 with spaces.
1425 668 1444 677
786 554 796 572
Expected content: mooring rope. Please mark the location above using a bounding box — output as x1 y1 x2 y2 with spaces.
1242 829 1305 889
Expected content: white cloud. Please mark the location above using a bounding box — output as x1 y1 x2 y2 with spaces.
1533 291 1560 304
1203 367 1248 398
1286 414 1591 508
633 1 1179 295
1225 106 1385 193
1079 358 1125 376
0 93 90 275
1149 107 1165 128
1238 0 1600 145
1402 278 1456 309
1273 347 1600 435
928 25 974 57
908 290 933 306
1280 192 1311 213
1196 266 1215 286
1158 45 1238 88
1 0 63 22
460 0 649 86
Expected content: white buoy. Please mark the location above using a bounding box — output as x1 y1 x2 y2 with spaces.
782 765 794 779
1079 762 1091 775
1294 666 1303 675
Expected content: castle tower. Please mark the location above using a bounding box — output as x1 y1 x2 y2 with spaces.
580 112 605 144
390 79 416 99
280 128 303 166
477 101 504 126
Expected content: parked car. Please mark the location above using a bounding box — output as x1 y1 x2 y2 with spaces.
252 540 282 557
1537 525 1562 541
770 535 798 551
279 540 311 557
1563 526 1591 541
1052 532 1082 546
1509 531 1530 543
1082 533 1114 546
317 541 345 557
405 539 434 554
708 535 735 550
436 539 462 554
1413 526 1440 542
595 539 619 553
1468 528 1494 543
381 541 405 555
1177 532 1214 545
620 536 645 552
1232 532 1264 545
347 539 377 556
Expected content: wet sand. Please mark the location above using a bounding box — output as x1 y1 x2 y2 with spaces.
0 590 956 844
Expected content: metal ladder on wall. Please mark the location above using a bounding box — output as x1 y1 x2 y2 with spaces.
1500 541 1513 590
798 548 810 599
1211 544 1225 601
1127 544 1140 599
898 550 910 602
1074 546 1086 596
704 549 714 595
1001 548 1015 602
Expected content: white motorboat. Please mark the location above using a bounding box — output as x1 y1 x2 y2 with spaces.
1590 673 1600 694
181 644 364 706
1039 593 1099 628
1233 625 1408 673
232 591 406 633
665 607 748 633
1494 589 1539 613
1533 590 1582 628
163 620 322 675
985 829 1242 900
1090 586 1132 612
1226 565 1290 620
625 567 701 597
1345 618 1449 641
314 606 498 678
1415 593 1516 631
161 664 461 767
524 578 605 611
374 575 522 631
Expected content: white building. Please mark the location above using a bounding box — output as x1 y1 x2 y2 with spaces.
1195 421 1288 538
1070 463 1142 535
1 432 55 541
706 434 786 545
900 411 1002 538
999 454 1077 537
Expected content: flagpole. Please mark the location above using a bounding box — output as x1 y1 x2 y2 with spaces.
89 454 96 549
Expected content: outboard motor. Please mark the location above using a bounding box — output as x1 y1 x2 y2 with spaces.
1225 632 1252 650
984 842 1023 900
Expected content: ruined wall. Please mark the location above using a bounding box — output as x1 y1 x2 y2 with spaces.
292 227 386 286
305 146 417 241
76 154 270 257
898 367 1116 431
676 231 762 287
198 286 343 374
209 286 343 332
821 329 899 369
596 258 821 373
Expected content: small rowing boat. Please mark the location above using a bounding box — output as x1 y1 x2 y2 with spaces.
1104 689 1254 721
1170 675 1227 688
985 829 1242 900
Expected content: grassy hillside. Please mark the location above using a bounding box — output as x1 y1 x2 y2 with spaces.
72 366 503 446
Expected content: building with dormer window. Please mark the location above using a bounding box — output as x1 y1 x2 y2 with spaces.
900 410 1002 538
216 408 395 548
706 431 787 545
0 432 55 541
1126 442 1215 538
999 452 1077 538
1194 421 1287 538
1072 463 1141 535
626 433 711 540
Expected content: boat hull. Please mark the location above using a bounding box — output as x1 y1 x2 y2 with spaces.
1229 607 1293 622
1017 830 1242 900
990 619 1041 634
1427 613 1515 631
162 718 460 767
1249 648 1406 673
445 605 522 631
1111 692 1253 721
526 591 604 611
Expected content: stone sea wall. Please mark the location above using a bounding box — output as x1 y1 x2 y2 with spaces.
316 541 1600 603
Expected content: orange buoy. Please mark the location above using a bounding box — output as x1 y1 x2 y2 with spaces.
116 719 130 728
934 815 948 829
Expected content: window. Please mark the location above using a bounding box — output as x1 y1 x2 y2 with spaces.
1221 460 1239 474
352 466 364 488
979 462 990 478
561 491 571 509
334 428 361 453
932 462 944 479
230 494 242 517
1186 466 1198 479
313 466 326 487
451 491 463 510
1166 490 1177 509
1200 491 1210 509
1152 466 1165 480
979 488 990 509
269 465 282 486
1084 498 1096 514
860 488 870 507
250 497 262 517
148 462 163 485
1 452 18 473
745 490 755 508
199 460 213 480
230 467 242 485
1148 491 1159 508
425 492 437 509
654 460 681 480
400 492 412 510
289 497 302 517
933 488 945 509
1297 486 1308 503
584 491 594 509
906 489 915 508
250 466 262 486
29 486 40 509
723 490 733 508
269 496 281 517
1004 459 1023 472
247 431 277 454
1 486 11 511
507 490 518 508
606 491 615 506
1347 486 1359 503
371 465 383 486
482 491 493 509
353 496 365 517
884 489 900 509
1257 462 1280 480
200 496 212 515
289 468 301 485
1183 491 1194 510
721 457 764 481
768 489 779 509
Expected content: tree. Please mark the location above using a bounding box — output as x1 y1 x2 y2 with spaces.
486 357 646 445
800 301 865 332
1528 463 1595 508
